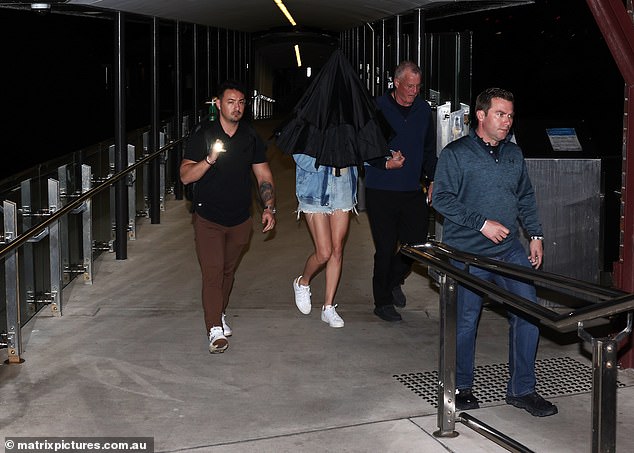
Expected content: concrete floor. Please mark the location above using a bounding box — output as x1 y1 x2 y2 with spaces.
2 119 634 453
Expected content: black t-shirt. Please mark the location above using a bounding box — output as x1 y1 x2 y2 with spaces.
184 120 267 226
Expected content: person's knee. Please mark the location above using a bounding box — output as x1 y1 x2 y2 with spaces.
330 242 345 260
315 247 333 264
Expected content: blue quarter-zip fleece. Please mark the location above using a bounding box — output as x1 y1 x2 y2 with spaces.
433 129 543 257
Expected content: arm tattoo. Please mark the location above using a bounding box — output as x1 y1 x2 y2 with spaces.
259 181 274 205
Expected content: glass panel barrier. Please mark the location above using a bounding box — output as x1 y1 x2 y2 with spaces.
0 123 177 347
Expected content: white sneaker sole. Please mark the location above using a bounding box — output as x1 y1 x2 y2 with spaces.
321 316 344 328
209 343 228 354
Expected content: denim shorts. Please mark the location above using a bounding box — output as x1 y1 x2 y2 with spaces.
294 154 358 215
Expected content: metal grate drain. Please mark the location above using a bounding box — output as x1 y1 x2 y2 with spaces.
394 356 626 408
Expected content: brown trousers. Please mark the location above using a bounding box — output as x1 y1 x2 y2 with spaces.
193 213 252 332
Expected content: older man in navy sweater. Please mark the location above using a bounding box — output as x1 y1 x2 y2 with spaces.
433 87 557 417
365 61 437 322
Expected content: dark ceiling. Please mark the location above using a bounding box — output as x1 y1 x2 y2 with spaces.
66 0 451 33
0 0 533 69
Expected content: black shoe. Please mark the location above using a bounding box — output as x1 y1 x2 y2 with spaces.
506 392 558 417
455 389 480 410
392 285 406 308
373 305 402 322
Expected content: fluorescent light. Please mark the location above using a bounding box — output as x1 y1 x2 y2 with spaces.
31 3 51 12
274 0 297 26
306 67 312 77
294 45 302 67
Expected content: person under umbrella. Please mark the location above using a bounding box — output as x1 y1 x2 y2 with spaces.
275 49 392 168
276 49 403 327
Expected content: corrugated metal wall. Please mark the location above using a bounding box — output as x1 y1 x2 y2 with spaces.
526 158 602 286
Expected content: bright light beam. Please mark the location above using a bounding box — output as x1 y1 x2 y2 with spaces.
294 44 302 67
274 0 297 26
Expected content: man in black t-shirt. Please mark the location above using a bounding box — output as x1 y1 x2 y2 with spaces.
180 80 276 354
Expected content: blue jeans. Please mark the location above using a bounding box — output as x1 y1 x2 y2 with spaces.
453 239 539 397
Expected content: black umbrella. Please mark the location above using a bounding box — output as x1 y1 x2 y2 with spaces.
275 49 392 169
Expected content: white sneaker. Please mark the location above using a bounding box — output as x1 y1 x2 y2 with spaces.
222 313 232 337
321 304 344 328
293 276 311 314
208 326 228 353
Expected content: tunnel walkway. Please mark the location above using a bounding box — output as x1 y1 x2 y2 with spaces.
1 120 634 453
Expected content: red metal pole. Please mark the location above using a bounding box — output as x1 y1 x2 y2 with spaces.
616 85 634 294
586 0 634 367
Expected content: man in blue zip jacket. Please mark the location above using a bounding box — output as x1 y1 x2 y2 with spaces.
365 61 437 322
433 87 557 417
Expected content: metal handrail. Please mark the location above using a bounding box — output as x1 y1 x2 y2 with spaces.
0 138 183 261
401 241 634 331
401 240 634 453
422 242 625 298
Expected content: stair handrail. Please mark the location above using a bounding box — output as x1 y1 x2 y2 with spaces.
401 241 634 331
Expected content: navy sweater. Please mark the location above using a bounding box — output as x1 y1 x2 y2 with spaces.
365 91 437 191
433 129 543 257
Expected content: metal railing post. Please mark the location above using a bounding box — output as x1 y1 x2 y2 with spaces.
48 178 62 317
81 164 93 284
141 131 165 217
20 180 35 303
435 273 459 437
159 132 166 212
578 314 633 453
108 144 117 242
126 145 137 240
3 200 22 363
142 131 150 217
57 165 71 285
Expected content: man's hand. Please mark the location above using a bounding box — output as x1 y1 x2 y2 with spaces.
480 220 510 244
386 150 405 169
207 139 225 165
528 239 543 269
262 211 275 233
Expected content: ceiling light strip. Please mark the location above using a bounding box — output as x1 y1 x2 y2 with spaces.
274 0 297 26
294 44 302 67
